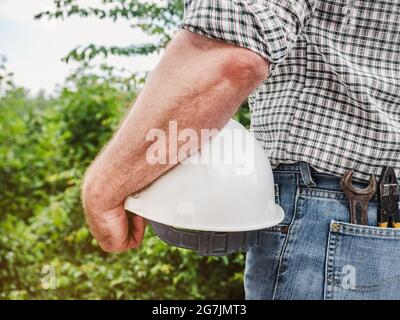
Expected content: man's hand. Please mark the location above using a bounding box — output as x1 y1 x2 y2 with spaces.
84 202 146 252
81 30 269 252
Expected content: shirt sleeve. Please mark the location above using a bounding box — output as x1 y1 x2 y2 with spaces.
181 0 316 64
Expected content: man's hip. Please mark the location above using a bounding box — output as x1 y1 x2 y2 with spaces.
245 162 400 300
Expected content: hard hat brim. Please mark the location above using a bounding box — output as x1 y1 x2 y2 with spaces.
125 197 285 232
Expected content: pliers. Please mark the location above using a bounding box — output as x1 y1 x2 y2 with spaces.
378 166 400 228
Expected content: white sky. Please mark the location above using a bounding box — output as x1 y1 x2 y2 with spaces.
0 0 161 94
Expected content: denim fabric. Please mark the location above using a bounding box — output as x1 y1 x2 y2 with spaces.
244 162 400 300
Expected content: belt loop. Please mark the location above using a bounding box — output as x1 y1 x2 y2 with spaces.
300 161 317 188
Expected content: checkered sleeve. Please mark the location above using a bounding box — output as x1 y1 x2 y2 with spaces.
181 0 316 64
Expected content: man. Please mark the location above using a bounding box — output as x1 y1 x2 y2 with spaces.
82 0 400 300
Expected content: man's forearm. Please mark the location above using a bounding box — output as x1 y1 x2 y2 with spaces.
82 30 269 216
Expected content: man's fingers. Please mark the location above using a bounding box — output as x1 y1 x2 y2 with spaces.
86 205 146 252
114 214 146 251
130 214 147 247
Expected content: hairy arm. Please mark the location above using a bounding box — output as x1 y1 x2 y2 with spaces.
82 30 269 252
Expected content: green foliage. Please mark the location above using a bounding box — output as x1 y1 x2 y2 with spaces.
56 64 141 167
0 66 245 300
0 56 15 94
35 0 184 63
0 0 252 300
0 74 61 220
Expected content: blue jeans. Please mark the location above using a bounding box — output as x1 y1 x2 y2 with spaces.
244 162 400 300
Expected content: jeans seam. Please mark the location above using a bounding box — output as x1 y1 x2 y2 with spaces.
324 222 339 300
272 173 300 300
338 222 400 239
330 274 400 293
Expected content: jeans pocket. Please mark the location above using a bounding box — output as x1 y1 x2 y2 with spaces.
325 220 400 300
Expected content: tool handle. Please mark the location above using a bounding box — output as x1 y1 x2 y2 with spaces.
350 200 369 225
392 222 400 229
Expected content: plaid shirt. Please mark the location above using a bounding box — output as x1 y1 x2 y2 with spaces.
181 0 400 182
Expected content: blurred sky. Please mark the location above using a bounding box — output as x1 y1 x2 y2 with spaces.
0 0 161 94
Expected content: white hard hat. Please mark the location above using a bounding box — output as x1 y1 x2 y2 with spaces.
124 119 284 255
